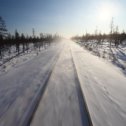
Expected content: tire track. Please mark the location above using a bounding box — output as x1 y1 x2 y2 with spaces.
70 47 93 126
19 44 64 126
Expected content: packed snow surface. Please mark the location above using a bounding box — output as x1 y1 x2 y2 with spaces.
0 39 126 126
71 42 126 126
31 44 86 126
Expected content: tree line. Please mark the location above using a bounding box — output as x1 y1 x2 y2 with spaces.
72 32 126 47
72 18 126 48
0 16 61 60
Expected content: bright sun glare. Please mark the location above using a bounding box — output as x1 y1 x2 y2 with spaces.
98 3 117 21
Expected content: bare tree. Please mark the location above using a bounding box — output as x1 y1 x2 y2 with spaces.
15 29 20 54
110 17 114 48
32 28 35 38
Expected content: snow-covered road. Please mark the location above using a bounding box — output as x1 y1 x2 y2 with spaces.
30 42 92 126
0 39 126 126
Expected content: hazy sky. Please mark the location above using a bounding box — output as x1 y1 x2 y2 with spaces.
0 0 125 38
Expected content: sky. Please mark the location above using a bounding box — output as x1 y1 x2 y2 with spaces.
0 0 126 38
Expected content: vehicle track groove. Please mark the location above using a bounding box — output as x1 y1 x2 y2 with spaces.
19 45 64 126
70 47 93 126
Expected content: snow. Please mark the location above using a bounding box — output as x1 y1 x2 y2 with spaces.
0 41 64 126
71 41 126 126
31 43 85 126
0 39 126 126
0 43 52 75
79 40 126 71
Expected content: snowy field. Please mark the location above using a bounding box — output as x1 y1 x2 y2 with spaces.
0 42 55 75
78 40 126 73
0 39 126 126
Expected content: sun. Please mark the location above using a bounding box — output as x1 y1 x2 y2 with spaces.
99 7 112 20
98 3 117 21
